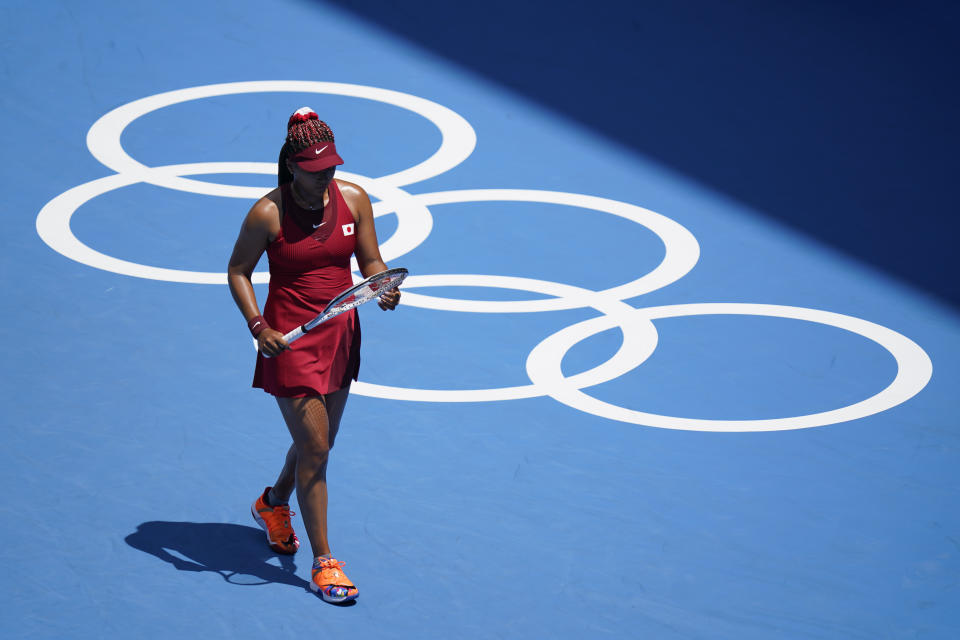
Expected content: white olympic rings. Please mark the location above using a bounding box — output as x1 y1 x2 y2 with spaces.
34 80 933 431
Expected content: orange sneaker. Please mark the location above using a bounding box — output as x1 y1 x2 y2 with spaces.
251 487 299 554
311 557 359 603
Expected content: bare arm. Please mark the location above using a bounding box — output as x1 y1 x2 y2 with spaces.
339 180 401 310
227 195 290 355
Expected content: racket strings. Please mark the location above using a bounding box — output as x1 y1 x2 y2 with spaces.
302 269 407 333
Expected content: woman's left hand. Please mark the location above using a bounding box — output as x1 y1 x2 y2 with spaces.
378 289 401 310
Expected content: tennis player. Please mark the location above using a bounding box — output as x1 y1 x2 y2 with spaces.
227 107 400 603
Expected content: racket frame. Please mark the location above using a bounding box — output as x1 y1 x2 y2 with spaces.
265 267 408 354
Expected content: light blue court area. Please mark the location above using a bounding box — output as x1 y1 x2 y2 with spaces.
2 1 959 638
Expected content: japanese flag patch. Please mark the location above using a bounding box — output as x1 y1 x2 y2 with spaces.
342 223 355 236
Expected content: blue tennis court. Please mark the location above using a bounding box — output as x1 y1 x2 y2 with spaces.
3 1 959 637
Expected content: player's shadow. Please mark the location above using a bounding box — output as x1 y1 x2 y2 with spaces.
125 521 310 591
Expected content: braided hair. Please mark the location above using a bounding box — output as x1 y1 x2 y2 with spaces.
277 107 336 186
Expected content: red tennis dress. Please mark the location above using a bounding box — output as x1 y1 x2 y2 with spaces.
253 180 361 397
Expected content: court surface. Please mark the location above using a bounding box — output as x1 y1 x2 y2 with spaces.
3 1 959 638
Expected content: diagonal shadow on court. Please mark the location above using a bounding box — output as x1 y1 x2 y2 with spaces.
125 522 310 590
321 0 960 307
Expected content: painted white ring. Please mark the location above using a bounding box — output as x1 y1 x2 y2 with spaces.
525 303 933 431
36 83 931 431
352 277 659 401
35 164 433 284
86 81 477 195
387 189 700 313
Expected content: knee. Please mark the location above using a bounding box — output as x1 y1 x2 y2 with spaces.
296 440 330 466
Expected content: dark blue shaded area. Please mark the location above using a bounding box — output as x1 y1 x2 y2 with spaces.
320 0 960 306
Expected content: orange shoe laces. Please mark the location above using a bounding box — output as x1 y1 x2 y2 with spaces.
314 558 345 571
265 504 295 532
313 558 352 585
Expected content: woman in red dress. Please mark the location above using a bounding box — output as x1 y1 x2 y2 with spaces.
227 107 400 603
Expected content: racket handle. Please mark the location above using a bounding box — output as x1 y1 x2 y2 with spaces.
263 325 306 359
283 325 306 344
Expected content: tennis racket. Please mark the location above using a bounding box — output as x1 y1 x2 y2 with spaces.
265 267 408 355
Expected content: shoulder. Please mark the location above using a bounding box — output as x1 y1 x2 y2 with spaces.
247 189 281 226
244 188 282 238
334 179 371 223
334 179 371 207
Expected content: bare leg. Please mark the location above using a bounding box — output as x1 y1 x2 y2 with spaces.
275 386 350 557
271 387 349 505
268 444 297 505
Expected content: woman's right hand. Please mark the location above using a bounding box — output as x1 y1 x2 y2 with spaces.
257 328 290 357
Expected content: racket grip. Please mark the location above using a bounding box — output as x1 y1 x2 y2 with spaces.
283 325 305 344
262 325 306 359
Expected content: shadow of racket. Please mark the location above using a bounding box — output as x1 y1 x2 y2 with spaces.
125 521 311 590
